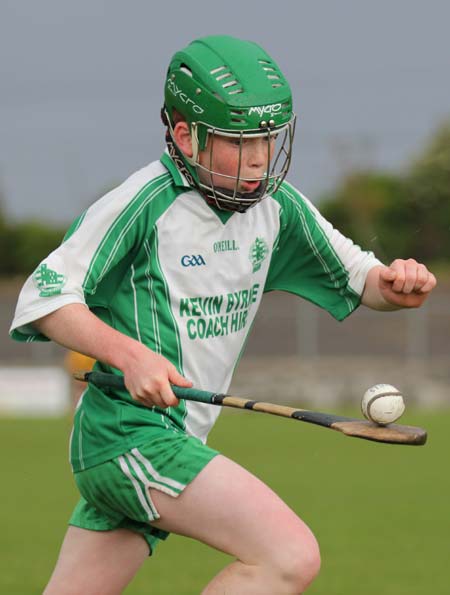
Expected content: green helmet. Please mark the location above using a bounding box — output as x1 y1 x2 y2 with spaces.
162 35 296 212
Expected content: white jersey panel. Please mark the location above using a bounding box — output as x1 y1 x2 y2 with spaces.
156 191 281 442
10 161 168 336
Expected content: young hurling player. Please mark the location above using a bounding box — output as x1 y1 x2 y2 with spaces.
10 36 436 594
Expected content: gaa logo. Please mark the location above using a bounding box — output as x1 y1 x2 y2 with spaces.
181 254 206 267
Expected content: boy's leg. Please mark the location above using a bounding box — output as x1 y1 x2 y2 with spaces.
150 454 321 594
43 526 149 595
45 454 319 595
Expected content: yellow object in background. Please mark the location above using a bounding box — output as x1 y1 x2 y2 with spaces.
64 351 95 375
64 351 95 407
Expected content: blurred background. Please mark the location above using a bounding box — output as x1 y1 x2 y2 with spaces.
1 1 449 593
1 0 448 409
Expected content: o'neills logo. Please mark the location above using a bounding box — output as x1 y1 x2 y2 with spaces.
167 79 204 114
248 103 282 118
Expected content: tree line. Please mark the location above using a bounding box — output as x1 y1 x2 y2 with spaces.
1 120 449 277
0 214 66 277
320 121 450 266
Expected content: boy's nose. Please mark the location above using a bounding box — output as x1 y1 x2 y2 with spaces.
247 140 268 169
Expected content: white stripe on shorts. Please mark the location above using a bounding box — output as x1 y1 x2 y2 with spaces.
118 455 159 521
125 453 178 498
131 447 186 491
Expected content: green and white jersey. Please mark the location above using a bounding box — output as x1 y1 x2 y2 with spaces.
10 152 381 471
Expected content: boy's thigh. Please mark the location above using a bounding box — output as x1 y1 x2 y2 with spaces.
44 526 149 595
150 454 316 564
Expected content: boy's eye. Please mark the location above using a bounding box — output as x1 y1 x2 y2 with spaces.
225 136 276 147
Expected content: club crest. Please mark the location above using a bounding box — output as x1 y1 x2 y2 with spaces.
249 237 269 273
33 263 66 297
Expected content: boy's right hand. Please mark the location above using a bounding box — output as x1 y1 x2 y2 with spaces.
121 344 192 408
30 304 190 408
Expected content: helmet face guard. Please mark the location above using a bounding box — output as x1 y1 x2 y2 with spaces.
192 118 296 212
163 35 296 212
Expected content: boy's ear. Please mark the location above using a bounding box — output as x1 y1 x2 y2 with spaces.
173 122 193 158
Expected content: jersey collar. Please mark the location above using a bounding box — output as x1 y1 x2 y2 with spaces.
160 150 192 189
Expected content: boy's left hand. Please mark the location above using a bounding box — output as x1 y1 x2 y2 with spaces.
378 259 437 308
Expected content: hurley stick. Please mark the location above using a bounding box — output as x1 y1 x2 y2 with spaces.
74 370 427 446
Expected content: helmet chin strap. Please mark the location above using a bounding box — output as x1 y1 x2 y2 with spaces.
203 183 264 213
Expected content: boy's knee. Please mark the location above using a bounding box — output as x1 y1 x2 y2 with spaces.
274 532 321 591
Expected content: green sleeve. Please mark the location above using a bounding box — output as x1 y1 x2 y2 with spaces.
266 182 381 321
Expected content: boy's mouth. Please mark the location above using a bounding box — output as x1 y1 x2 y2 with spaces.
240 180 261 192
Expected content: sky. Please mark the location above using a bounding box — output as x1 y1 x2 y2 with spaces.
1 0 449 223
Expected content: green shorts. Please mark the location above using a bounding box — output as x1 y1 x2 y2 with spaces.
69 429 219 555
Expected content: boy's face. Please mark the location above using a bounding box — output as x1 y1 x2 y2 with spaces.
197 134 275 194
171 119 292 210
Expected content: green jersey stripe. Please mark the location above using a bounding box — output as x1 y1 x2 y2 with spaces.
129 265 142 342
63 211 87 243
94 178 173 287
150 228 188 430
72 213 86 235
68 426 75 471
151 229 183 373
143 239 162 354
150 230 183 428
78 411 85 471
279 185 355 313
82 172 167 286
82 173 171 292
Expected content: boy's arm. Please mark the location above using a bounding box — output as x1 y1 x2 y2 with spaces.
33 304 191 407
361 259 437 311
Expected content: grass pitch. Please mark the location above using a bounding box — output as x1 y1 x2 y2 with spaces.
0 408 448 594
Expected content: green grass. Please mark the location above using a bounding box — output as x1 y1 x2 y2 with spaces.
1 409 449 594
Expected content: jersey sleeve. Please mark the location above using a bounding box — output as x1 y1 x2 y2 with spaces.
9 170 170 342
265 182 383 321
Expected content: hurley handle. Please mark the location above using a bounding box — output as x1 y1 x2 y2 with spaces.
74 370 218 405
